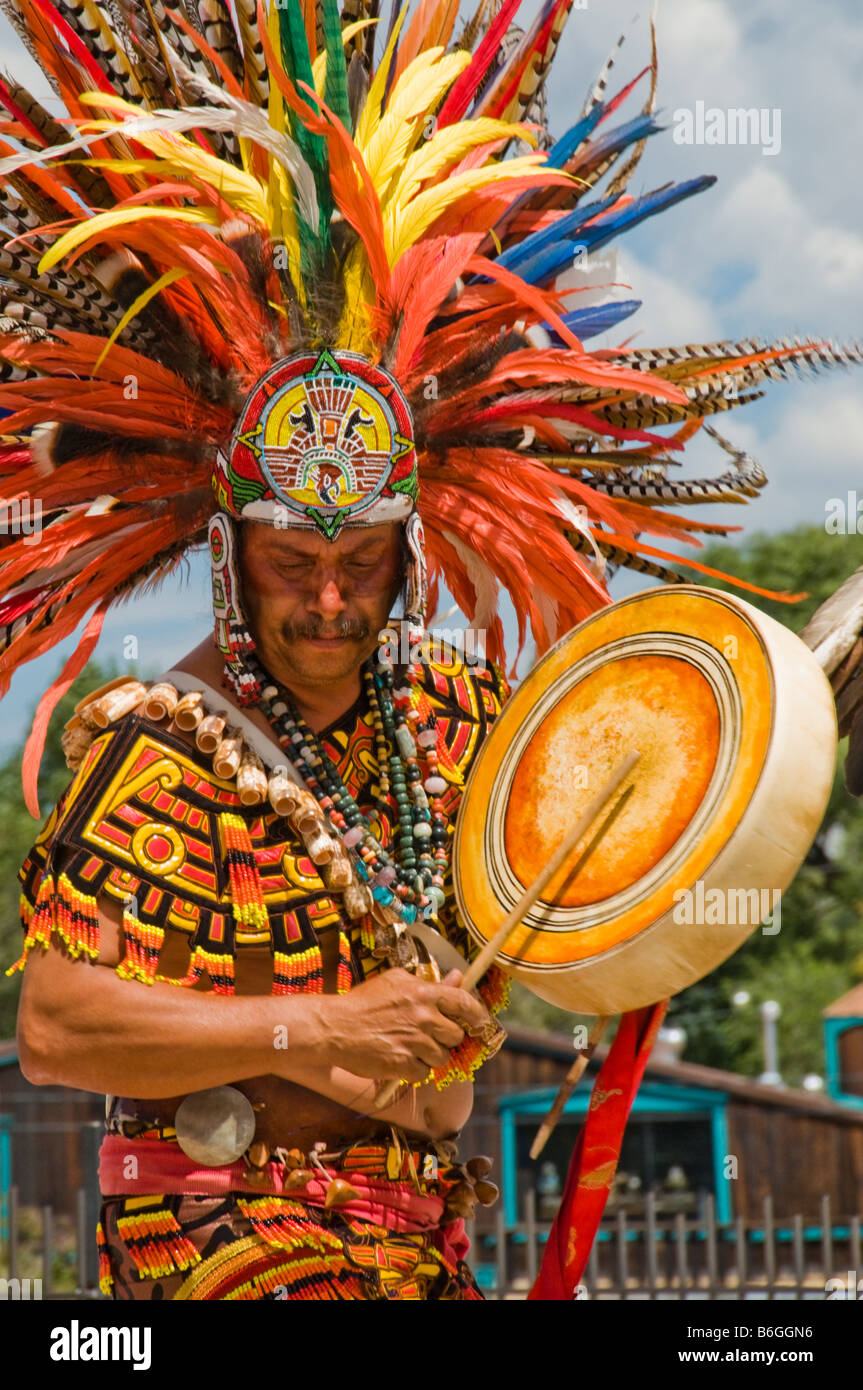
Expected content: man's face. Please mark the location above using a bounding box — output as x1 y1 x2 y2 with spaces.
238 520 404 688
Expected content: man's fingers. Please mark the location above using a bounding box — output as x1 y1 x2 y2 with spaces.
429 1016 465 1050
401 1058 432 1084
414 1039 452 1071
435 984 491 1035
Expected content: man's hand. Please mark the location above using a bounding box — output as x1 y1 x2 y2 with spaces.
314 967 492 1082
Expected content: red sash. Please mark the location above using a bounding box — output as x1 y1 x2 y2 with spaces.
529 1001 667 1300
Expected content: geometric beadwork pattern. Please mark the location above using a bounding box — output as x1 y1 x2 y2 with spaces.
17 651 509 1003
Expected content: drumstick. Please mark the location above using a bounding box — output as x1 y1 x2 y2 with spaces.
529 1015 612 1160
373 749 641 1112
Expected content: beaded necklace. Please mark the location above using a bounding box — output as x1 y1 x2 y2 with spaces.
246 650 450 927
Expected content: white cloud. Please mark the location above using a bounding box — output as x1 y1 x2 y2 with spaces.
652 0 744 80
607 249 722 344
672 164 863 334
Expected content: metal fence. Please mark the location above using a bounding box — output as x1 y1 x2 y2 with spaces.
481 1190 863 1299
1 1185 103 1299
2 1179 861 1301
0 1113 102 1297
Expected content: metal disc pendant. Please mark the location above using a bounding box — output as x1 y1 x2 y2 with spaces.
174 1085 256 1167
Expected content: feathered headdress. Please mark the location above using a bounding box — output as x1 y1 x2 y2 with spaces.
0 0 858 814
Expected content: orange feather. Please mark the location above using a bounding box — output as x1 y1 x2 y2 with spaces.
21 600 107 818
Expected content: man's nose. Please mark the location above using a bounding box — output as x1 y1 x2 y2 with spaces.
309 576 347 619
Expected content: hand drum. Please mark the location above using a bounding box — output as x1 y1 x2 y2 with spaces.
453 586 837 1014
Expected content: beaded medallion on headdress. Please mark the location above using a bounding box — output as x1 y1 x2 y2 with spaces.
213 349 418 538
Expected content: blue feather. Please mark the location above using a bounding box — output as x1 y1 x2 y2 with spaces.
545 103 607 169
494 178 715 287
484 114 665 264
565 176 717 257
545 300 642 342
512 240 591 286
580 113 664 166
494 193 620 273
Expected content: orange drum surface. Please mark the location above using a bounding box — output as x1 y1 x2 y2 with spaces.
505 654 720 906
453 585 837 1013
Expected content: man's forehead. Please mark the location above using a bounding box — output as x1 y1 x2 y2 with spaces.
244 520 400 557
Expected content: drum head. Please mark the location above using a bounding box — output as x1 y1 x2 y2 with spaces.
454 586 837 1014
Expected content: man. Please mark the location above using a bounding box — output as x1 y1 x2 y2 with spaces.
12 348 512 1300
1 0 850 1306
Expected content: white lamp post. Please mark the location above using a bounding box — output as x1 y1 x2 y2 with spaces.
758 999 783 1087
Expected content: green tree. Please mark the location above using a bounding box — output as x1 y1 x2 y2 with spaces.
685 524 863 634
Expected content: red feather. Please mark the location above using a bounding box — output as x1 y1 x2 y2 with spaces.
437 0 523 127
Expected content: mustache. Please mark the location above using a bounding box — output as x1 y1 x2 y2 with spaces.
283 617 371 642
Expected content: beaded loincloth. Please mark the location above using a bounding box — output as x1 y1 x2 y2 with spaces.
97 1138 492 1301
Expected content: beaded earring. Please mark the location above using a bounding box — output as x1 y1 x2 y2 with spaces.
209 513 261 707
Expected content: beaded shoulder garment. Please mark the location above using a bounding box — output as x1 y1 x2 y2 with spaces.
11 652 510 1088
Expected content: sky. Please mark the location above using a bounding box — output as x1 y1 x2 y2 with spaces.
0 0 861 752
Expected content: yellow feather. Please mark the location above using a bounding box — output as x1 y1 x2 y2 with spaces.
361 46 443 179
342 17 379 45
268 165 304 308
362 49 470 197
312 17 378 97
266 7 288 246
266 22 286 141
264 3 305 307
312 50 327 98
383 155 551 263
38 208 217 274
335 242 376 354
388 116 535 211
353 2 410 150
81 148 269 223
79 91 138 117
236 136 255 181
79 106 271 223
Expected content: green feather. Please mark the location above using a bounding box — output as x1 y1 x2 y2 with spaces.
277 0 331 269
320 0 352 132
276 0 315 94
225 458 267 511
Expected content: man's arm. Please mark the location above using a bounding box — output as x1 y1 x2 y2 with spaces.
16 888 491 1106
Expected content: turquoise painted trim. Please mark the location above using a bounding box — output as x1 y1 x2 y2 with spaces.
823 1018 863 1109
711 1102 732 1223
499 1081 729 1227
473 1264 497 1290
499 1078 725 1116
0 1114 11 1244
502 1109 519 1227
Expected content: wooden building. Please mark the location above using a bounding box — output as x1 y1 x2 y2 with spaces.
461 1023 863 1241
824 983 863 1107
0 1041 103 1216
